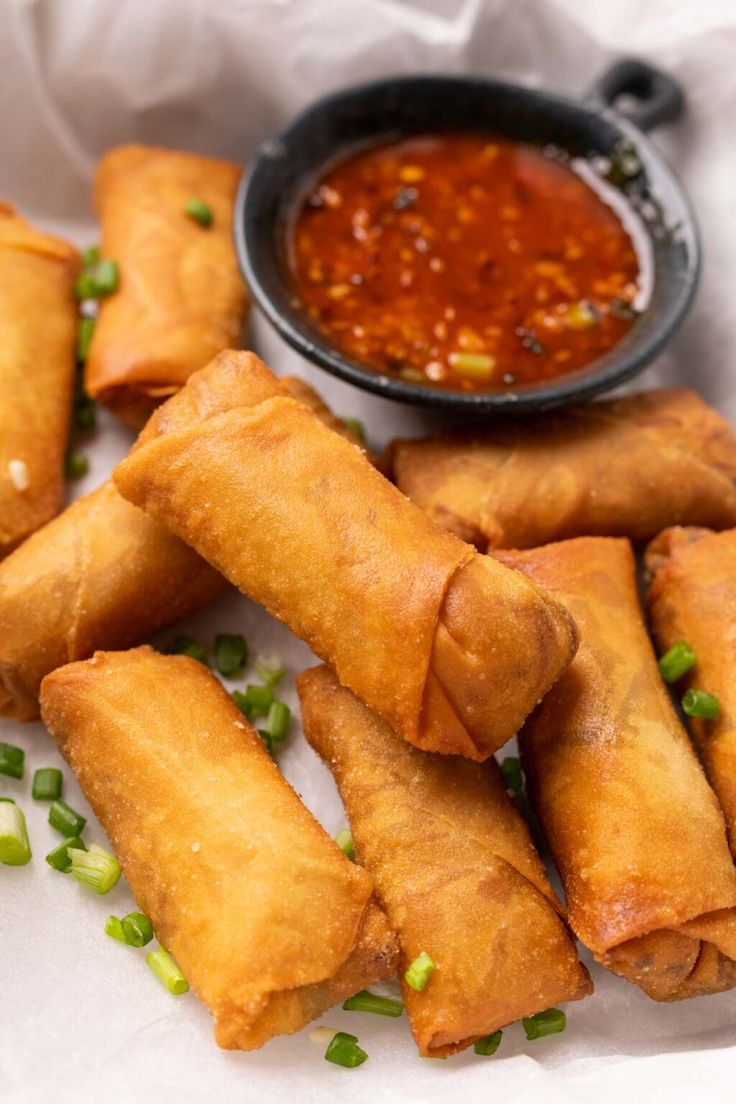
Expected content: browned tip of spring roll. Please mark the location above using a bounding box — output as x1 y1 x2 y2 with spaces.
114 351 578 761
387 389 736 550
0 203 80 554
501 536 736 1001
85 145 248 427
298 665 592 1056
39 647 397 1050
0 481 225 721
645 526 736 856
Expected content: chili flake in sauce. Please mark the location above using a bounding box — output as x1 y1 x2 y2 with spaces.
290 134 645 392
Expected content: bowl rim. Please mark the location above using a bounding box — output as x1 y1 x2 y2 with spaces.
235 71 701 413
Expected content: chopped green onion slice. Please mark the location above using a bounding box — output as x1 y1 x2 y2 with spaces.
82 245 100 267
238 683 274 720
0 742 24 780
0 796 15 803
474 1030 503 1056
658 641 696 683
500 755 523 794
76 317 96 363
32 767 63 801
184 198 214 227
65 449 89 480
214 632 248 677
0 802 31 865
122 911 154 947
68 843 121 894
105 915 127 943
49 799 86 838
343 417 365 441
405 951 436 992
45 836 86 873
324 1031 368 1069
335 828 354 860
682 688 721 720
147 946 189 994
163 635 208 665
264 700 290 741
342 990 403 1017
522 1008 566 1040
74 259 119 300
254 660 286 689
448 352 496 380
74 389 96 430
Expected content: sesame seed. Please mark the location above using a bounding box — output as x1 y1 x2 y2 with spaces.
8 459 29 491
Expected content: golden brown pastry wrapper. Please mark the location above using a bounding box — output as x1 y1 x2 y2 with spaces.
85 145 248 425
0 482 224 721
388 390 736 549
502 537 736 1000
299 665 592 1056
645 526 736 856
0 203 79 554
0 361 356 722
40 647 397 1051
114 351 578 760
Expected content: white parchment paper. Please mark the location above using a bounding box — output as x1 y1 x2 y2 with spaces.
1 1 736 1101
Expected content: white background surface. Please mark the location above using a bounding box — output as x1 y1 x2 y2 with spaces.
2 0 736 1101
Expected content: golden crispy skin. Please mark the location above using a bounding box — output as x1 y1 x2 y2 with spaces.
501 537 736 1000
645 526 736 856
0 203 80 554
39 647 397 1051
388 390 736 550
0 483 224 721
85 145 248 426
114 351 578 761
0 360 358 722
298 665 592 1056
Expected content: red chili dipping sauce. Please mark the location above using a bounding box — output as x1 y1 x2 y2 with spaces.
290 134 646 392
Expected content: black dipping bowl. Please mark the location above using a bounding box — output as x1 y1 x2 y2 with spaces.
237 59 700 414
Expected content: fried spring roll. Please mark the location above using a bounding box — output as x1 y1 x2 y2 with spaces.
114 352 578 761
500 537 736 1000
0 363 357 722
298 665 592 1056
85 145 248 426
645 526 736 855
0 203 80 554
388 390 736 549
40 647 397 1051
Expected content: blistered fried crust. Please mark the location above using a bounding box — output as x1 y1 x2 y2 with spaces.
114 351 578 760
85 145 248 425
388 390 736 550
0 483 224 721
39 647 397 1050
299 665 591 1055
503 537 736 1001
0 203 80 554
645 526 736 855
0 357 361 721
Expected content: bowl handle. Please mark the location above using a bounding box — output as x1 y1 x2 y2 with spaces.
586 58 684 132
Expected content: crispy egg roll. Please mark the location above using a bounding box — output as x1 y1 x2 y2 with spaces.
298 665 592 1057
501 537 736 1000
388 389 736 549
85 145 248 425
0 361 357 722
645 526 736 855
0 203 80 554
40 647 397 1051
114 352 578 761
